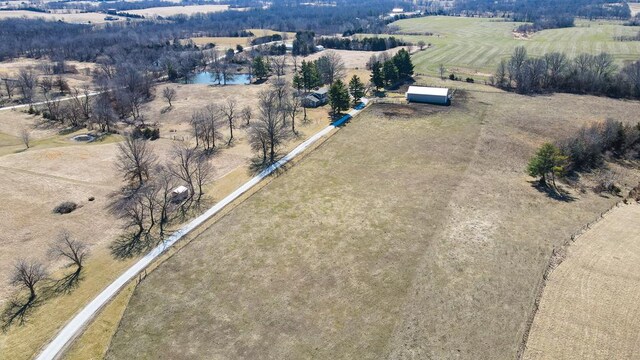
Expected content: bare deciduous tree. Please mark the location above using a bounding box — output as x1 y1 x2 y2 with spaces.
10 260 47 303
49 230 89 290
220 98 237 145
162 87 176 108
418 40 426 50
116 135 158 187
286 94 301 135
152 164 178 237
20 128 31 149
249 90 289 166
315 51 346 85
17 69 37 103
3 78 16 99
91 93 116 132
241 105 252 126
191 105 223 152
50 231 89 270
271 55 287 79
2 259 48 329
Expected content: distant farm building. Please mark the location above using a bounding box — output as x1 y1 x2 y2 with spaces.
406 86 450 105
302 87 329 108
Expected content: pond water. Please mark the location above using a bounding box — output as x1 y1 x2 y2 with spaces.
188 72 252 85
72 134 95 142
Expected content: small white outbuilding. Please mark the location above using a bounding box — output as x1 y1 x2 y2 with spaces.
406 86 450 105
171 185 189 202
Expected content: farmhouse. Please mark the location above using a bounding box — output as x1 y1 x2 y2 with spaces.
302 87 329 108
406 86 450 105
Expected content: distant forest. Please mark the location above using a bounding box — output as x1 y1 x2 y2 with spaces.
0 0 409 62
454 0 631 32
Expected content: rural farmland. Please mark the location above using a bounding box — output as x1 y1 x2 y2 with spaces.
393 17 640 77
107 87 640 359
3 0 640 358
524 203 640 360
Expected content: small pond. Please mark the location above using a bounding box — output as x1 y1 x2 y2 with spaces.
72 134 96 142
188 72 252 85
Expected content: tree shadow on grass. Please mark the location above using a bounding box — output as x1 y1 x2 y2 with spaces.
1 295 44 332
248 155 290 176
529 180 576 202
50 268 83 294
110 233 155 260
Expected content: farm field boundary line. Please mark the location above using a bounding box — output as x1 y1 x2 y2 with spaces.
516 200 626 359
34 98 369 360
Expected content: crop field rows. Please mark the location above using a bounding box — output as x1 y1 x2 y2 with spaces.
393 17 640 76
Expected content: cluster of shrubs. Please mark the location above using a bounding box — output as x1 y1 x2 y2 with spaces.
516 16 574 33
529 119 640 195
615 31 640 42
132 126 160 140
317 36 408 52
558 119 640 172
447 73 474 83
53 201 78 214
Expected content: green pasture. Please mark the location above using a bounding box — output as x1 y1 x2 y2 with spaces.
391 16 640 77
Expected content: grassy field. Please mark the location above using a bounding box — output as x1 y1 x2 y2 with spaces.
106 82 640 359
128 4 228 17
0 10 126 23
392 16 640 77
524 203 640 360
0 67 339 359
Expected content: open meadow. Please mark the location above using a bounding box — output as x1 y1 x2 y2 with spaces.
106 82 640 359
127 4 228 18
524 203 640 360
0 73 336 359
391 16 640 77
0 10 125 24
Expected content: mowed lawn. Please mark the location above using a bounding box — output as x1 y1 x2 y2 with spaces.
107 86 640 359
394 16 640 76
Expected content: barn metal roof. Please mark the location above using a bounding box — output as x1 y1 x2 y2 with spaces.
407 86 449 97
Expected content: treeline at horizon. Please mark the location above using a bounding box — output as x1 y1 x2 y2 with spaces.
0 0 411 63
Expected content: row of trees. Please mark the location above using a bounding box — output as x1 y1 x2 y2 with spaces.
110 135 213 256
494 46 640 98
316 36 408 52
369 48 414 90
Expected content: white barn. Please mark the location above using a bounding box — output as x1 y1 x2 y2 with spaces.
406 86 450 105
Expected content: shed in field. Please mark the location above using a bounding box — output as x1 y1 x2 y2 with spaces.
171 185 189 203
406 86 450 105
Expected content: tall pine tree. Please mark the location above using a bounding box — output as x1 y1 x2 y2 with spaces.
370 61 384 91
348 75 365 106
328 79 350 115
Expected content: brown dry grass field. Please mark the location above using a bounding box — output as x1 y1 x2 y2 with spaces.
127 4 228 17
0 10 126 23
524 202 640 360
0 69 336 359
105 83 640 359
0 58 97 107
629 2 640 16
